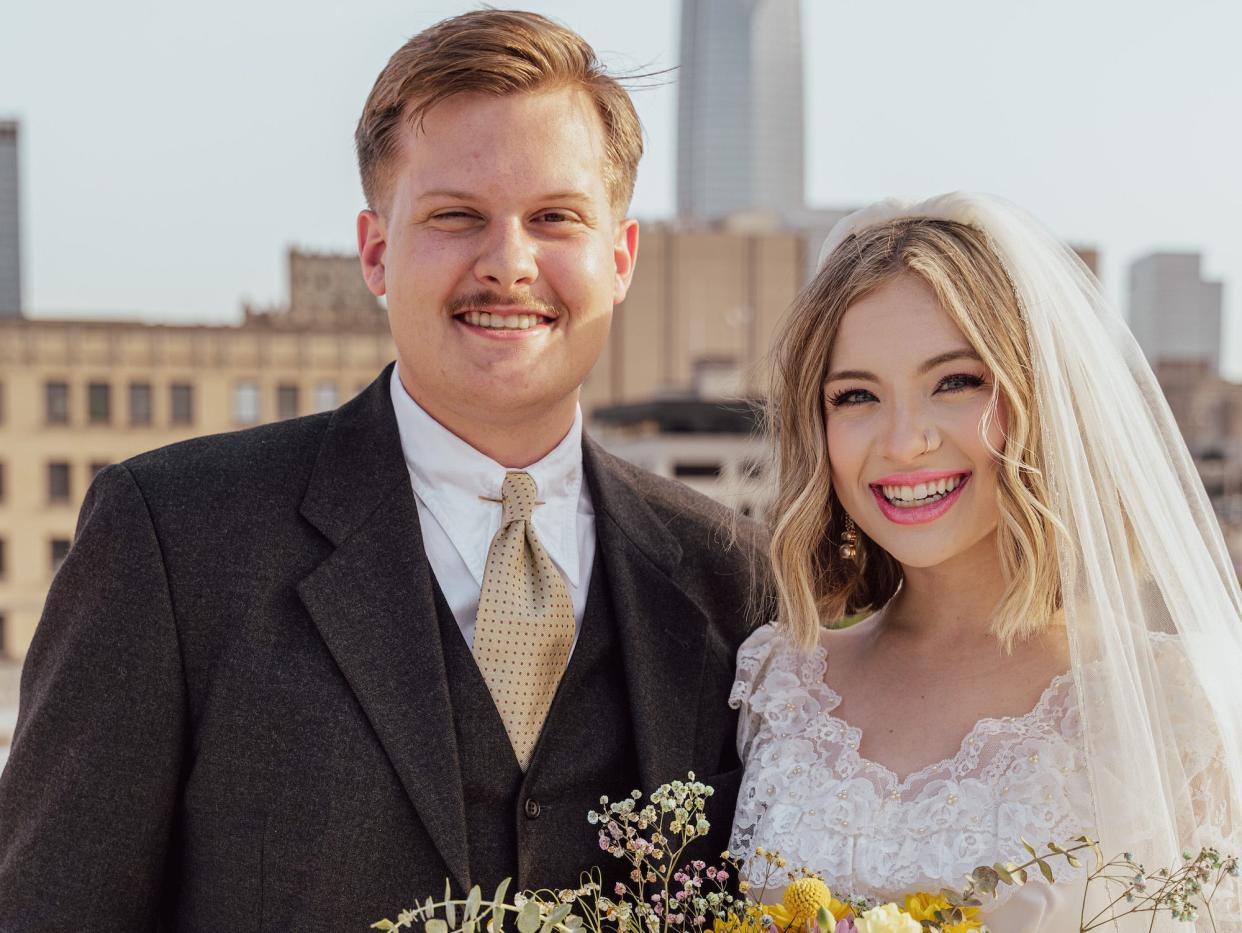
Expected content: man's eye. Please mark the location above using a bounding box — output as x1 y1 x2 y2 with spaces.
534 210 575 223
432 211 477 221
826 388 876 408
937 373 986 393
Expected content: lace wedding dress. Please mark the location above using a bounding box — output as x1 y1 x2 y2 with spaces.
728 624 1097 932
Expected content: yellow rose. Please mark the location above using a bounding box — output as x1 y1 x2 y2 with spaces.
854 903 922 933
902 893 982 930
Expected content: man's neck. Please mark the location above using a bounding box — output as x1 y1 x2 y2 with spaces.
397 373 578 469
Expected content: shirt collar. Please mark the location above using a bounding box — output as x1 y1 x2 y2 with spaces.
389 365 586 588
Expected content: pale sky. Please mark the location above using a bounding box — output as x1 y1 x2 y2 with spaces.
2 0 1240 376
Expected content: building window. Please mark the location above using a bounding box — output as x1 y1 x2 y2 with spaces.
0 460 5 503
673 462 723 479
170 383 194 426
0 610 6 658
51 538 72 575
233 381 260 425
48 462 71 503
45 381 70 424
276 384 300 420
0 380 5 424
312 382 339 413
129 382 153 426
88 382 112 424
0 537 6 579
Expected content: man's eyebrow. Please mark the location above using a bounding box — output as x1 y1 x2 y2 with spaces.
824 349 983 384
416 189 595 202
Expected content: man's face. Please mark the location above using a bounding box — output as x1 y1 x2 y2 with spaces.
357 87 638 434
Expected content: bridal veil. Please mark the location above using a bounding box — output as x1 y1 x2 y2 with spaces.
818 194 1242 930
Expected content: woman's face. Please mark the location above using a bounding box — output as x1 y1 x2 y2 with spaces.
824 273 1006 570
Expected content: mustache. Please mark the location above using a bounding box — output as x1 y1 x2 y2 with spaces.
447 291 564 318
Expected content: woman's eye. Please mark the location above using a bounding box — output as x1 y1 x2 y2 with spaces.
826 388 877 408
937 373 986 393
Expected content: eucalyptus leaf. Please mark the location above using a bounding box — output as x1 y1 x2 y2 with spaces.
517 899 542 933
1037 858 1055 884
1066 854 1082 869
492 879 512 917
466 886 483 919
540 902 573 933
992 863 1014 885
426 920 449 933
1021 837 1038 859
445 880 457 927
373 922 397 931
971 866 1001 896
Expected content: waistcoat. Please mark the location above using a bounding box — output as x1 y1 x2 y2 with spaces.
434 557 641 895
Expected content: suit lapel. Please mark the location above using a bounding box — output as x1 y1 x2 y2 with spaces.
583 438 715 796
296 365 470 893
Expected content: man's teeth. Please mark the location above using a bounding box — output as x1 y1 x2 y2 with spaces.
461 310 544 330
880 475 965 506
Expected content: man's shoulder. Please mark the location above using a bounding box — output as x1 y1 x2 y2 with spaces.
119 412 335 508
588 444 768 566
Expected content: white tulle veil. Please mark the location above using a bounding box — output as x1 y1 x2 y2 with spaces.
818 194 1242 930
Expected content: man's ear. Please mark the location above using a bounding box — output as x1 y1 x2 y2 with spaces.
357 209 388 296
612 218 639 304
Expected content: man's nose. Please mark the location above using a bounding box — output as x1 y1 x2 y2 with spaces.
473 218 538 290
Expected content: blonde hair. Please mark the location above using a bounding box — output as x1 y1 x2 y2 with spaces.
355 10 644 216
768 218 1062 652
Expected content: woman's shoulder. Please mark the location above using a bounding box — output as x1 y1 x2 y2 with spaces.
730 620 857 710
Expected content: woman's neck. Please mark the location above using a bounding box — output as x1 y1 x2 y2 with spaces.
879 531 1009 647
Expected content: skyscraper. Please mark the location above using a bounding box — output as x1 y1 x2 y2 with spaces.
0 121 20 317
676 0 804 222
1129 252 1223 372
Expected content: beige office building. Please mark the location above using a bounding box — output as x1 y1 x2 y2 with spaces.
0 253 394 661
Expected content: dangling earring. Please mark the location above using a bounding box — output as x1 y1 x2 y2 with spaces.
839 516 859 561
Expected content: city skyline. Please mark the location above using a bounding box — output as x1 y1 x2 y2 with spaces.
1 0 1240 376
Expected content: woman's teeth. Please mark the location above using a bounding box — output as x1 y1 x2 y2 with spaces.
462 311 544 330
879 474 965 506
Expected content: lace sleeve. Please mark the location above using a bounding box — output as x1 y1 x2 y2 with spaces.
729 622 782 761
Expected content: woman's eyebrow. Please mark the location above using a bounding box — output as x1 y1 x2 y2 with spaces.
825 349 982 384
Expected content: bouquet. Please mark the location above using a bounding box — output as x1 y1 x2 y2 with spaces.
374 774 1239 933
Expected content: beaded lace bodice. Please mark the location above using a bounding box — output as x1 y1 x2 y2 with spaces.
727 624 1096 913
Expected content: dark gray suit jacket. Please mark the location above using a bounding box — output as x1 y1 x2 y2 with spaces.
0 365 768 931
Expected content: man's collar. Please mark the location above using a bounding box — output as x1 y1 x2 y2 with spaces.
388 365 587 587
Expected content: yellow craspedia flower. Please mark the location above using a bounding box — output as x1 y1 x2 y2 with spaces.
781 877 850 926
902 893 983 931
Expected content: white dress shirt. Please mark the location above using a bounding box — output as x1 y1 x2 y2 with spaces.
389 366 597 648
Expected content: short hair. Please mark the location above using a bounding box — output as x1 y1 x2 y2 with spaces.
355 9 644 216
768 219 1061 653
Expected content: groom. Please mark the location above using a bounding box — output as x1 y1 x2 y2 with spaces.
0 10 766 931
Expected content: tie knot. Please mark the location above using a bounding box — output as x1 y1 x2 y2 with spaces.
500 471 538 524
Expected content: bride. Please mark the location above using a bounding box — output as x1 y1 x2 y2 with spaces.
727 194 1242 931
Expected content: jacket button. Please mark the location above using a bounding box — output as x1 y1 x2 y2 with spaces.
524 798 541 819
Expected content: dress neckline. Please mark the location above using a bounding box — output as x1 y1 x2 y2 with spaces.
808 636 1076 790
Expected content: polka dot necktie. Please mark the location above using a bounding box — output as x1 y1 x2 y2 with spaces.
472 471 575 770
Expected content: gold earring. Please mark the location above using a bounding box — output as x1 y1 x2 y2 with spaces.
839 516 859 561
